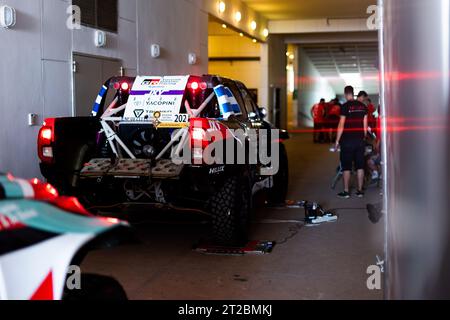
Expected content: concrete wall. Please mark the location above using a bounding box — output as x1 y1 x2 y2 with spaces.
297 47 336 127
208 34 262 100
0 0 208 178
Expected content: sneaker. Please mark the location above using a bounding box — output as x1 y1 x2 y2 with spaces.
356 190 365 198
311 214 338 224
338 191 351 199
371 171 380 180
304 216 319 226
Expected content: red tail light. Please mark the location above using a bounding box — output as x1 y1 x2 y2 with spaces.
189 118 211 149
38 119 55 164
121 82 130 91
187 81 207 92
190 81 199 91
189 118 228 164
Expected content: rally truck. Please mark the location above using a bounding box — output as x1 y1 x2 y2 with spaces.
37 75 289 245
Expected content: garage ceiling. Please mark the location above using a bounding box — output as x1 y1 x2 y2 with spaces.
208 20 238 36
302 43 379 94
242 0 376 20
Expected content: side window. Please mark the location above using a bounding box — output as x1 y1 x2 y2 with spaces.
237 83 258 116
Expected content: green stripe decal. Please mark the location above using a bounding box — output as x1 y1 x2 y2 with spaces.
0 200 123 235
0 176 24 199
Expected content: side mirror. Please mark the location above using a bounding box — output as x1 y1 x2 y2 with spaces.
280 129 290 141
248 112 258 121
258 107 268 119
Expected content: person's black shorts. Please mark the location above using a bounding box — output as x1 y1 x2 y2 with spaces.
340 140 365 171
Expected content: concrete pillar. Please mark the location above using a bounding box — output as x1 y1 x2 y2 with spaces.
267 35 287 129
381 0 450 299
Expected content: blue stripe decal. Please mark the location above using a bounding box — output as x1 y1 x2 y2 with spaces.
91 85 108 116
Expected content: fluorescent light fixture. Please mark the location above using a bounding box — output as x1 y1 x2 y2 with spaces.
235 11 242 22
218 1 226 13
250 20 257 31
340 73 363 91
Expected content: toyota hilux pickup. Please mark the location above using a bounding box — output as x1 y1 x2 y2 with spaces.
37 75 289 245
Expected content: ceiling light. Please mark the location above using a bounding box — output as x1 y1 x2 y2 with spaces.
235 11 242 22
289 54 295 60
218 1 226 14
222 24 227 29
252 39 257 43
263 28 269 37
286 52 291 57
340 73 363 91
250 21 257 31
239 33 244 37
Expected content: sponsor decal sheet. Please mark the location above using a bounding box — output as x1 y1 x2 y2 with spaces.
123 76 190 128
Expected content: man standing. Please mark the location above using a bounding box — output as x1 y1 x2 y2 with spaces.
326 99 341 142
335 86 368 199
311 99 326 143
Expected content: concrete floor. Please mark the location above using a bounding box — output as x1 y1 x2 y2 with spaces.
82 133 385 300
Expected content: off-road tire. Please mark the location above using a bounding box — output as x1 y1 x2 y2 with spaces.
208 171 252 246
268 144 289 205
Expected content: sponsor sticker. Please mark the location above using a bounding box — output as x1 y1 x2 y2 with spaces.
124 76 190 127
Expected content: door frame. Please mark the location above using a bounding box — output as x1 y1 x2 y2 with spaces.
71 52 124 117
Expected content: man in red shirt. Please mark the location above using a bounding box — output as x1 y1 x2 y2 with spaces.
358 92 377 131
326 99 342 142
311 99 326 143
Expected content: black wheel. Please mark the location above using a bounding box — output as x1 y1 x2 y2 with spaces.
63 274 128 301
208 170 252 246
268 144 289 205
